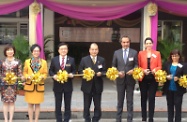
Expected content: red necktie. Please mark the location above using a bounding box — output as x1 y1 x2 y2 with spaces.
61 57 65 70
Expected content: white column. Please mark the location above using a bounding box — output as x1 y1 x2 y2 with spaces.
29 3 37 46
141 4 151 50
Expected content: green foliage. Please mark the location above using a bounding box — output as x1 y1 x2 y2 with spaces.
12 35 29 64
44 35 54 60
157 86 163 91
157 39 184 63
17 80 24 90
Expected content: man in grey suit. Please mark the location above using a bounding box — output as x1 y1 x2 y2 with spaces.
112 36 138 122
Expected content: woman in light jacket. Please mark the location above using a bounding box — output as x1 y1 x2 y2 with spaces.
23 44 48 122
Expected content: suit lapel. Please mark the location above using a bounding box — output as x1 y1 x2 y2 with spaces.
96 56 100 65
95 57 98 65
126 49 131 64
175 64 182 76
64 56 70 69
57 56 61 69
167 64 172 74
150 51 156 64
88 56 94 67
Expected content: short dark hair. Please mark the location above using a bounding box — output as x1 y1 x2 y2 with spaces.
144 37 153 44
168 49 182 62
120 36 131 42
58 42 68 49
30 44 41 53
4 44 16 57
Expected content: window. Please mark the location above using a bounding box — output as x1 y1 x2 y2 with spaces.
0 23 17 44
158 20 182 42
0 7 29 45
0 22 28 44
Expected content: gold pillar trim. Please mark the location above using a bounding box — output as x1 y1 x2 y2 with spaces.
31 2 41 15
147 2 157 16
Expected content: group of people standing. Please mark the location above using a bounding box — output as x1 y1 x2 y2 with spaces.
0 36 186 122
0 44 48 122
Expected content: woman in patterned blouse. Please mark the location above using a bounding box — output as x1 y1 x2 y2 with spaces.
0 44 23 122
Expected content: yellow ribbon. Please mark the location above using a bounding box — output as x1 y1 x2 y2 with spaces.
83 67 95 81
179 75 187 88
106 67 119 81
3 71 17 85
56 70 68 84
155 70 167 84
132 67 144 81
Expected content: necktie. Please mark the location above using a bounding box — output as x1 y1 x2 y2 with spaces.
92 57 96 64
124 49 127 64
61 57 65 70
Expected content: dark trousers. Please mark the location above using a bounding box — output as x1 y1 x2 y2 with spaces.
116 82 135 122
54 91 72 122
139 76 158 122
166 91 183 122
83 91 102 122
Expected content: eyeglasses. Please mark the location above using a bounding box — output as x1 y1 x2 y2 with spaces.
171 55 179 57
33 50 40 52
145 43 152 44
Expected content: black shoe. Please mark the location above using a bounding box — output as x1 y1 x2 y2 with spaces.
142 118 146 121
148 118 153 122
116 119 121 122
85 119 91 122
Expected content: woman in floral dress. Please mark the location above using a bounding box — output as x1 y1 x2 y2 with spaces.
0 44 22 122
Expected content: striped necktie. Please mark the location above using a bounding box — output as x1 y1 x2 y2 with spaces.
61 57 65 70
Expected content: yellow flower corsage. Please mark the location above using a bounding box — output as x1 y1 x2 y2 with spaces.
179 75 187 88
155 70 167 84
106 67 119 81
132 67 144 81
83 67 95 81
56 70 68 83
3 71 17 85
30 72 43 85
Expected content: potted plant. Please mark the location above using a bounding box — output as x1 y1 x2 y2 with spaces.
44 35 54 60
17 80 25 96
12 35 29 64
156 85 163 97
157 39 183 64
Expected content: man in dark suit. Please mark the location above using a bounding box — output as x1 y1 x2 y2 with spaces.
112 36 138 122
49 43 76 122
78 43 106 122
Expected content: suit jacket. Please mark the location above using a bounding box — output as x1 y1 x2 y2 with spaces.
49 56 76 92
112 48 138 85
163 62 186 95
184 63 187 74
23 59 48 92
78 55 106 94
138 50 162 71
138 50 162 81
